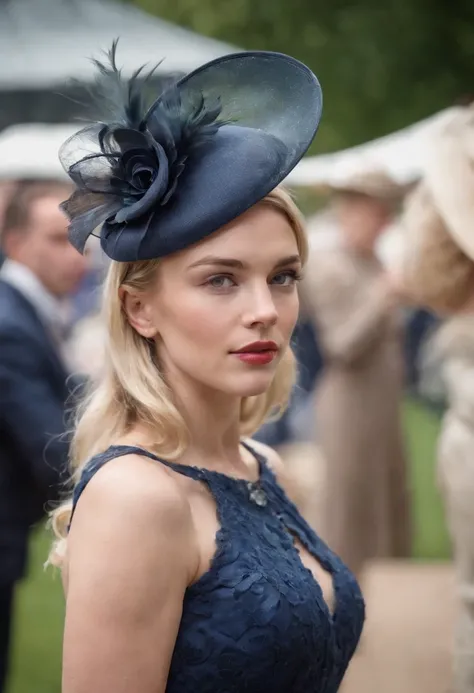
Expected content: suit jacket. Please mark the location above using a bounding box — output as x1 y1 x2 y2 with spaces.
0 280 74 585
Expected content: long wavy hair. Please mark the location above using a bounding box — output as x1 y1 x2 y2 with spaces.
49 187 308 566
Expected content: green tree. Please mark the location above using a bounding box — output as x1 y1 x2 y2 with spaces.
126 0 474 152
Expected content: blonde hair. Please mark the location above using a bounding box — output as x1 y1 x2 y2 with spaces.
401 183 474 313
49 187 308 565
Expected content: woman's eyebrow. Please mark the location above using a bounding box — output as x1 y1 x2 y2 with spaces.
188 254 301 270
188 256 245 269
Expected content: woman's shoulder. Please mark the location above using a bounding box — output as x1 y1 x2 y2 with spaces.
64 453 197 642
70 451 196 551
87 449 188 499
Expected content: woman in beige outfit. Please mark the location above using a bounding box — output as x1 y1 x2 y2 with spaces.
437 318 474 693
399 105 474 693
301 185 411 579
426 316 474 693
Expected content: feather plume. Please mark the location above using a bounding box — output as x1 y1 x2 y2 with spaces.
88 39 161 129
147 86 225 154
61 41 229 251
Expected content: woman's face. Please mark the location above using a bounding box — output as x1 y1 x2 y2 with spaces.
132 203 302 398
335 193 391 251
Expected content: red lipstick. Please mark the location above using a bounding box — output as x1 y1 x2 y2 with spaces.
232 341 279 365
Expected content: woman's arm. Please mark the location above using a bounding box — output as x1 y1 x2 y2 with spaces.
62 454 198 693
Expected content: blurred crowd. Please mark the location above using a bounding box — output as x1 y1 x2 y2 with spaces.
1 105 474 693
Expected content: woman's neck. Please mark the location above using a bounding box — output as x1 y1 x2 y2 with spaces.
178 385 244 469
133 369 248 474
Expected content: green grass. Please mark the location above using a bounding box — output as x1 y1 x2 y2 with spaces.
403 399 451 560
6 398 451 693
6 531 64 693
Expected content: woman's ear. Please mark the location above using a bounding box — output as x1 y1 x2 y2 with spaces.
119 287 158 338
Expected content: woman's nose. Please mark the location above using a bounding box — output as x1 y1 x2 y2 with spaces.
244 285 278 328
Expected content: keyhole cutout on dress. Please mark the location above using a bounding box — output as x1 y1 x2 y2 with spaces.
287 528 336 617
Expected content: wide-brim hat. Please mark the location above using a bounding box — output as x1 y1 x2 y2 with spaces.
320 170 412 200
60 46 323 262
422 104 474 260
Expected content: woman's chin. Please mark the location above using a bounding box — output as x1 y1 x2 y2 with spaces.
227 371 276 398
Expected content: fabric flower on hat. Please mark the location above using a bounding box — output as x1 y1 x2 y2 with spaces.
60 41 226 253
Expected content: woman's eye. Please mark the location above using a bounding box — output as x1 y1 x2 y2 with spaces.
207 275 235 289
271 270 301 286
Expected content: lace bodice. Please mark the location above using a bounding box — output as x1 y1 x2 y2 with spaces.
71 444 365 692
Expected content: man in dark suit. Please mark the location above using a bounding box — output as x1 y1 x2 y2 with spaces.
0 180 87 691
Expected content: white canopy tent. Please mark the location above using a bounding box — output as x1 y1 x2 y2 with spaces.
287 106 463 189
0 123 77 180
0 0 236 89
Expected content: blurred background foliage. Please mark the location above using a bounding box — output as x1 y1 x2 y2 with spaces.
126 0 474 152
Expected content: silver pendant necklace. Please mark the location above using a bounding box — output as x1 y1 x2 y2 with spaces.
247 480 268 507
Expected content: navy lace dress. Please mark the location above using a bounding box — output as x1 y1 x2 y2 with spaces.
71 443 365 692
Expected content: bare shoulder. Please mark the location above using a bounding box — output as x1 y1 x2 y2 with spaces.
71 453 191 533
63 454 195 691
67 453 197 582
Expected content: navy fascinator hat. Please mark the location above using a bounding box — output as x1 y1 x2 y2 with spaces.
60 43 323 262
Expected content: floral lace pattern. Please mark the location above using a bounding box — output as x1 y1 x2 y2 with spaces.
72 444 365 693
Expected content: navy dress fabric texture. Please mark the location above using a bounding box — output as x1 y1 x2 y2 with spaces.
71 443 365 692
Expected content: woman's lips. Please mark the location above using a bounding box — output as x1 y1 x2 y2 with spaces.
231 340 279 365
233 350 278 365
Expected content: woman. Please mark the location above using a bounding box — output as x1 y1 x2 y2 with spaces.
300 179 411 579
50 47 365 693
399 105 474 693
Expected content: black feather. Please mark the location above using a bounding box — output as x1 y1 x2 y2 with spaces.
89 38 161 129
148 86 227 156
60 41 230 247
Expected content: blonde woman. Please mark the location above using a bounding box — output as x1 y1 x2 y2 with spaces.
399 105 474 693
50 48 364 693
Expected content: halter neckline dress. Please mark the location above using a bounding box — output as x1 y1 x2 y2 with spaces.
71 442 365 692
